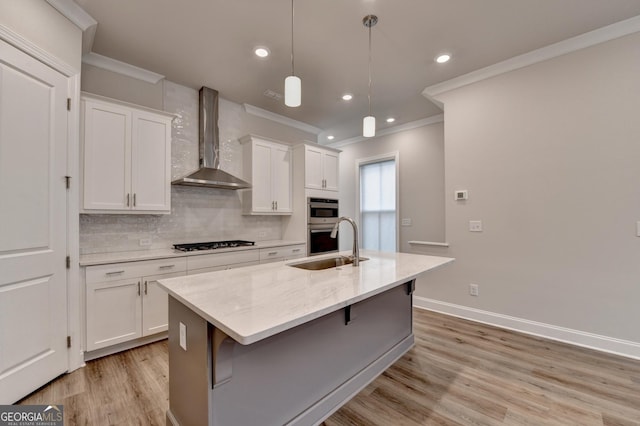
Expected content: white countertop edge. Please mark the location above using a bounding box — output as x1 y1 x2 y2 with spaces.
161 252 454 345
79 240 306 266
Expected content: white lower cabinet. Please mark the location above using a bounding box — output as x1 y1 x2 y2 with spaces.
85 258 187 352
84 244 305 355
259 244 306 264
186 250 260 275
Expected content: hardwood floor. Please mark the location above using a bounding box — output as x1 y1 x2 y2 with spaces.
20 309 640 425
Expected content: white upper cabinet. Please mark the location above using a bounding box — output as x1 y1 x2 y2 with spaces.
302 144 340 193
81 93 174 213
240 135 293 215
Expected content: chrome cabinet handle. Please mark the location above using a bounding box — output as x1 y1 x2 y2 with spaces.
275 201 278 210
126 193 130 207
268 251 278 256
159 264 175 269
137 281 141 296
133 193 136 207
292 248 301 252
144 280 148 295
105 270 125 276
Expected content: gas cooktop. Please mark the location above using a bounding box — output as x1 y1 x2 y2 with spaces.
173 240 255 252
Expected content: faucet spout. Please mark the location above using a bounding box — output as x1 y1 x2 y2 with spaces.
330 217 360 266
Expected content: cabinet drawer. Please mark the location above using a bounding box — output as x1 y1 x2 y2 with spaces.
186 250 260 272
86 257 187 284
259 245 305 262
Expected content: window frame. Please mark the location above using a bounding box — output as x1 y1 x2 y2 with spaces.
355 151 400 252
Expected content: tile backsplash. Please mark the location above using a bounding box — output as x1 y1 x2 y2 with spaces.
79 81 282 255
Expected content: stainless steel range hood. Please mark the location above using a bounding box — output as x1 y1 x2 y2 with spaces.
171 87 251 190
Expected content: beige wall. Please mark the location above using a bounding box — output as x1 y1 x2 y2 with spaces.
426 31 640 344
336 123 446 254
0 0 82 71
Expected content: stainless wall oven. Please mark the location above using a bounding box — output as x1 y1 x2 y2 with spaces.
307 198 339 255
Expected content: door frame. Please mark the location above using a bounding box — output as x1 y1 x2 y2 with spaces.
354 151 400 252
0 25 83 372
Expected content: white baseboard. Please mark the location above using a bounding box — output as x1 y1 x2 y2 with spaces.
413 296 640 361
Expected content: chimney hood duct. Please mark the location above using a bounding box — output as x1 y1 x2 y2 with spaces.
171 87 251 190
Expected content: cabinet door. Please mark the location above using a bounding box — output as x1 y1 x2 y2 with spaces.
131 111 172 211
322 151 339 192
305 146 324 190
86 278 142 351
272 145 292 213
251 141 274 212
83 101 131 210
141 271 183 337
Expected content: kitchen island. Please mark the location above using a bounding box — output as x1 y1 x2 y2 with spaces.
158 250 453 426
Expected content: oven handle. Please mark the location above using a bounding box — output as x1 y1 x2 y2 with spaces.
308 202 339 209
308 224 337 231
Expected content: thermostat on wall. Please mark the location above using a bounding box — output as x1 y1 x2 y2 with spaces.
454 190 468 201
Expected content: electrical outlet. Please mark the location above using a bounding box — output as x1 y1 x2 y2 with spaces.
401 218 412 226
469 284 479 296
469 221 483 232
139 238 152 246
179 322 187 351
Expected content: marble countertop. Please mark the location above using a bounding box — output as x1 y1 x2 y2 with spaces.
158 250 454 345
79 240 306 266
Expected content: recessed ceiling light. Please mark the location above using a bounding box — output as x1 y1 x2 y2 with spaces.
341 94 353 101
386 117 396 123
327 135 335 140
435 54 451 64
254 47 270 58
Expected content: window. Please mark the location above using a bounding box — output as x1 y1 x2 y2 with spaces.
359 158 396 252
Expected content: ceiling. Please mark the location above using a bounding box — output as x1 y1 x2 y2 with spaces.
75 0 640 142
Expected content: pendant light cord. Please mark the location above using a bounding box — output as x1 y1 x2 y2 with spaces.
291 0 295 76
367 20 372 116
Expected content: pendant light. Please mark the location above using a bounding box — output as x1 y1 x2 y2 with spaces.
362 15 377 137
285 0 301 107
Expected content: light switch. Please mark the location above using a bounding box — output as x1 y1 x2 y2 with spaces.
469 220 483 232
179 322 187 351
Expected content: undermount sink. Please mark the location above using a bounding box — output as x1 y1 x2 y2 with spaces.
288 256 369 271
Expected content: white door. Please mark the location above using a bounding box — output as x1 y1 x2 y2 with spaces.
0 39 69 403
252 141 273 212
305 146 324 189
322 151 339 192
131 111 171 211
82 100 131 210
272 145 292 212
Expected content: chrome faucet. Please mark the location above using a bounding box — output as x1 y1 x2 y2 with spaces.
330 217 360 266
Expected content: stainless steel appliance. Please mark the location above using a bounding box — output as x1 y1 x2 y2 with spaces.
307 198 339 256
171 87 251 190
173 240 255 252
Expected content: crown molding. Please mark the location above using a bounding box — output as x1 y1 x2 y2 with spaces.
45 0 97 53
326 114 444 148
423 14 640 102
242 104 322 135
0 24 77 76
82 52 165 84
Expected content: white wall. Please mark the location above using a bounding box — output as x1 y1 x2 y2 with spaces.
336 123 445 254
423 31 640 350
0 0 82 71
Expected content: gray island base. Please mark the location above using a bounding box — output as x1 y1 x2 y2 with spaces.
159 250 454 426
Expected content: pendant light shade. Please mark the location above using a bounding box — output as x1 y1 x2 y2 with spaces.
363 15 378 137
363 115 376 137
285 75 301 107
285 0 301 107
